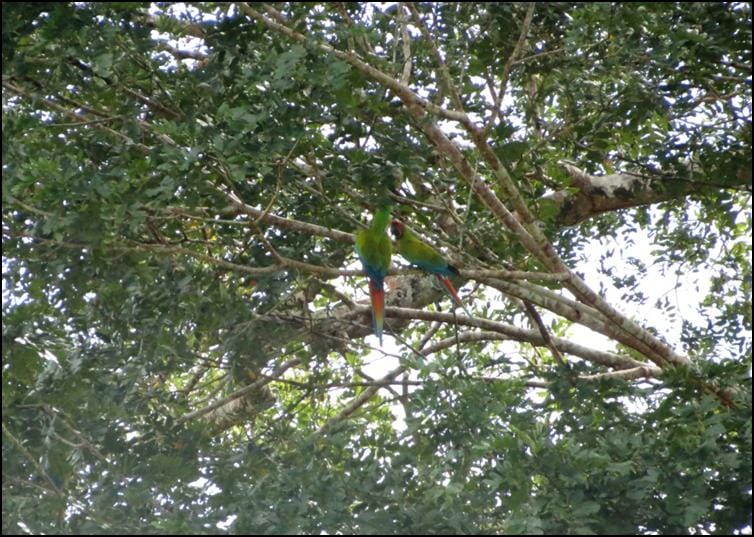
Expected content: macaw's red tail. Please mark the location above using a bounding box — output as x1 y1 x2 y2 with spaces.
436 275 472 318
368 279 385 345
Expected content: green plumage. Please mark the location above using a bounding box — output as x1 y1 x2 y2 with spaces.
355 207 392 283
391 219 471 317
390 221 457 276
355 207 392 344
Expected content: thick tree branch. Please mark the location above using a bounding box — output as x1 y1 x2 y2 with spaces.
545 161 752 226
383 306 650 372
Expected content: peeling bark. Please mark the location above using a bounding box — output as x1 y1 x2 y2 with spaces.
542 161 751 226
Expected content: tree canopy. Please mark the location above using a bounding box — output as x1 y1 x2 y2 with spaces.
2 2 752 534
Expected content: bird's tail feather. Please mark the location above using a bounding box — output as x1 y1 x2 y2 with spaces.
436 275 473 318
368 279 385 345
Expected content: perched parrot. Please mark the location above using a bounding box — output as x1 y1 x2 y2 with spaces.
355 207 392 344
390 220 472 317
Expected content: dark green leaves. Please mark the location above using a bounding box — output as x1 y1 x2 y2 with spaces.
2 2 751 535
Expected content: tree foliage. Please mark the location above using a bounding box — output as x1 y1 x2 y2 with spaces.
2 2 751 534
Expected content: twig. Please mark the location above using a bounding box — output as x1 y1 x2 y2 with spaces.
485 2 535 133
2 80 151 155
407 2 464 111
316 364 407 435
253 138 301 227
522 300 568 369
2 421 64 496
176 357 302 425
213 179 355 244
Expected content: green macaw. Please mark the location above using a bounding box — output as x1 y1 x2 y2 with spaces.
355 207 392 344
390 220 471 317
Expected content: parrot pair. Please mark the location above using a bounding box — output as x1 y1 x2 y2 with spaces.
355 208 470 344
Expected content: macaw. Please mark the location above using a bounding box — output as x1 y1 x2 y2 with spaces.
355 207 392 344
390 220 472 317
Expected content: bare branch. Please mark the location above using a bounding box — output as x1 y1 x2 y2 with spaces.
215 181 355 244
522 300 569 369
397 3 413 85
578 366 663 382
